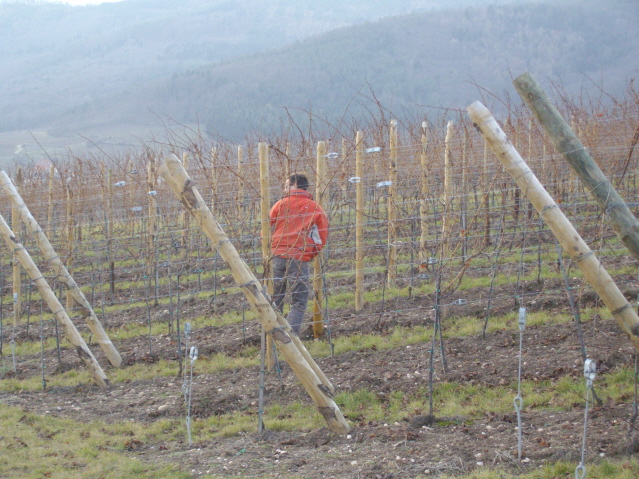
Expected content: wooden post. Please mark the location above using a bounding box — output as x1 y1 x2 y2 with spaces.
210 146 217 212
483 140 491 246
355 131 365 311
237 145 244 218
514 72 639 261
442 121 454 262
0 213 109 387
387 119 398 286
312 141 327 338
258 142 275 368
0 171 122 367
159 154 350 434
467 101 639 354
147 160 158 285
47 164 55 238
419 122 429 270
12 167 23 326
65 180 74 311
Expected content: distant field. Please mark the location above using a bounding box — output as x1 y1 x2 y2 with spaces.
0 124 183 168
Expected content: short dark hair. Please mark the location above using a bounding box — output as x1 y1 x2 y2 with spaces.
289 173 309 191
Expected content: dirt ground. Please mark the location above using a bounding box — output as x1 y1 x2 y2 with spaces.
2 279 639 479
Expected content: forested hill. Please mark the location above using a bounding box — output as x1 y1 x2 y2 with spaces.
3 0 638 143
1 0 520 134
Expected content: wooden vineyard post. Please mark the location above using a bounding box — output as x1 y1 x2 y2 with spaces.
47 164 55 238
387 119 398 286
181 152 190 250
148 160 158 304
12 167 23 326
107 168 114 298
483 140 491 246
210 146 217 212
467 101 639 353
0 171 122 367
513 72 639 261
258 142 275 367
0 213 109 387
419 122 429 272
237 146 244 218
159 153 350 434
355 131 365 311
442 121 454 262
312 141 327 338
65 179 74 311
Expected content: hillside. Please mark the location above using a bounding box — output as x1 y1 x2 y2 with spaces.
53 0 639 141
0 0 507 134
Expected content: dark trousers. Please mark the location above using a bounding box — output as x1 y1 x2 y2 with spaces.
271 256 310 335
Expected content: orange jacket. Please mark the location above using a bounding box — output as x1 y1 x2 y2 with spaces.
269 189 328 261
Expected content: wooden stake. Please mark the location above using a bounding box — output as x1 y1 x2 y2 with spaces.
355 131 365 311
513 72 639 261
258 142 275 368
312 141 326 338
12 167 22 326
419 122 429 268
47 164 55 238
0 213 108 387
467 101 639 353
0 171 122 367
442 121 454 262
387 119 398 286
159 154 350 434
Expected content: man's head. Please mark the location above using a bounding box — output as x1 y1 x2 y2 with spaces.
286 173 309 193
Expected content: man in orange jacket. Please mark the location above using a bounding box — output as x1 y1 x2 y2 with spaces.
269 173 328 335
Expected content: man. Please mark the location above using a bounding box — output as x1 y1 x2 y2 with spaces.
269 173 328 335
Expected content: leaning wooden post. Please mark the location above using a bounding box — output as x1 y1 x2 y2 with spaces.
387 119 398 286
355 131 365 311
442 121 454 262
159 154 350 434
0 213 109 387
12 167 23 326
419 122 429 270
514 72 639 261
258 142 275 368
467 101 639 353
0 171 122 367
312 141 327 338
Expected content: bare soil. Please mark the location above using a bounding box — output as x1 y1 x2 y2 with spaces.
2 280 639 478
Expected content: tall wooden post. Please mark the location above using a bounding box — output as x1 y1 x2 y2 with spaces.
47 164 55 238
65 180 74 310
147 160 158 297
12 167 23 326
483 140 491 246
159 154 350 434
442 121 454 262
210 146 218 212
355 131 365 311
467 100 639 354
258 142 275 367
0 213 109 387
514 72 639 261
0 171 122 367
387 120 398 286
237 146 244 217
419 122 429 269
312 141 327 338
